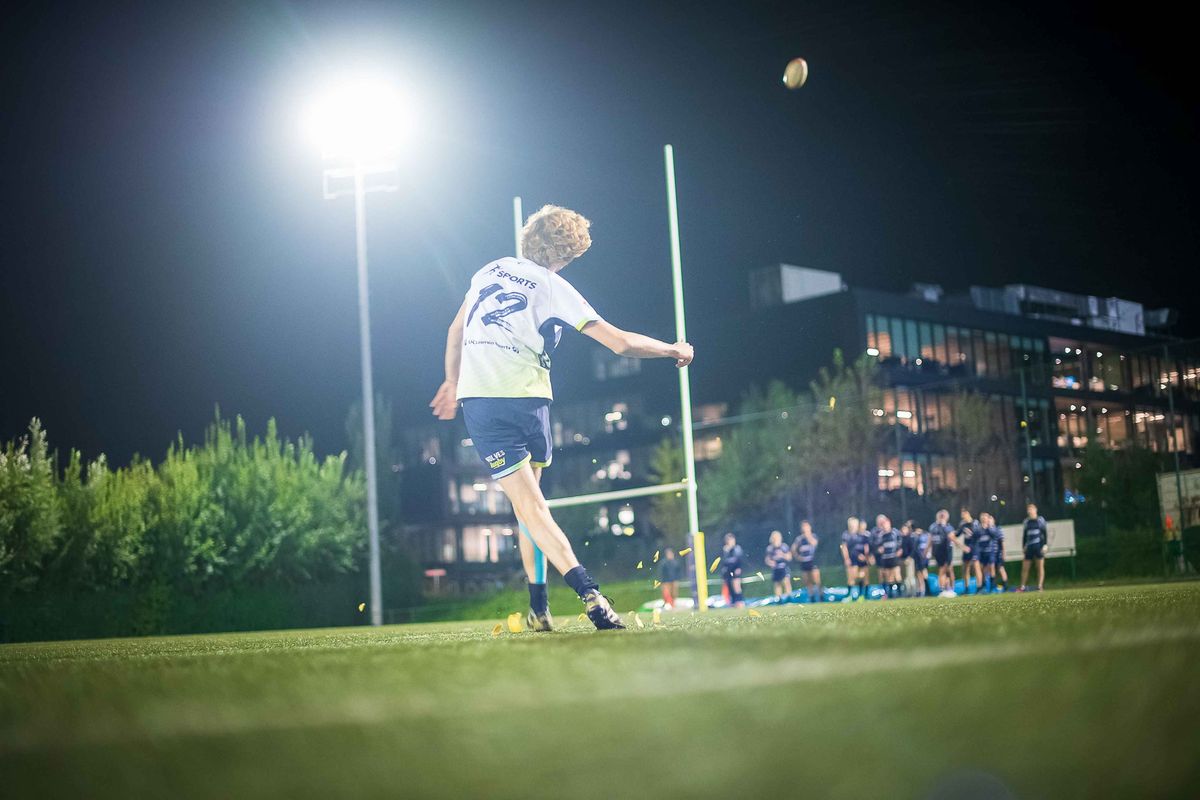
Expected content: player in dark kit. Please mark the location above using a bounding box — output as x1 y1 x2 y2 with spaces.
911 523 931 597
993 521 1009 591
431 205 693 630
1019 503 1049 592
953 509 982 594
792 520 822 602
658 547 682 609
840 516 869 602
872 515 902 598
764 530 793 598
975 512 1000 593
928 509 956 594
721 532 746 607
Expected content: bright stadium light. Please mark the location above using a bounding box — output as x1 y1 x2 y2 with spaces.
301 74 415 160
302 71 418 628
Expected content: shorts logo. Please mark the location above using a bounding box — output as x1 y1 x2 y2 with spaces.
485 450 506 469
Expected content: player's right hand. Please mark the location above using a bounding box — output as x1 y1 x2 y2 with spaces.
429 380 459 421
672 341 694 368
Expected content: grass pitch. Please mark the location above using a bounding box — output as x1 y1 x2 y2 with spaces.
3 583 1199 799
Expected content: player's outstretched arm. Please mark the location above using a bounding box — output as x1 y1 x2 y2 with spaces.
430 301 468 420
580 320 693 367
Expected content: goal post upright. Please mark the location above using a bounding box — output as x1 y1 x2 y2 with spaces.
664 144 706 612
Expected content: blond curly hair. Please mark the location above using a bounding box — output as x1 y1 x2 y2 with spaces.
520 205 592 268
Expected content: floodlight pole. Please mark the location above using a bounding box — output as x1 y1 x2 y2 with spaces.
664 144 705 611
351 162 384 627
513 196 524 257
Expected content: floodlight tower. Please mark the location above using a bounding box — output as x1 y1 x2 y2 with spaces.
303 75 411 627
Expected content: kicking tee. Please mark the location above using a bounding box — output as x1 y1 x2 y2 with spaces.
456 257 602 401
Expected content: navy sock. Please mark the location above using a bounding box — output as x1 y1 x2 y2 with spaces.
563 566 598 598
528 582 548 615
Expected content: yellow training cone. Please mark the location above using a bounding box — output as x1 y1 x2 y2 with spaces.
636 560 644 569
491 623 503 637
653 550 660 563
709 557 720 574
506 612 523 633
652 608 662 625
357 602 366 613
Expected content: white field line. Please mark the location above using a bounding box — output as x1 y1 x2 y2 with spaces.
2 624 1197 754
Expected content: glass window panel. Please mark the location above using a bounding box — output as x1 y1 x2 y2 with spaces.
932 324 948 365
919 321 934 360
973 330 989 377
890 317 906 361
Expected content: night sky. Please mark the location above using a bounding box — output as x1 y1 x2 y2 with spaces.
2 1 1196 465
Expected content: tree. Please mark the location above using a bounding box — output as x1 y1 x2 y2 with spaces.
1074 441 1167 532
808 351 882 516
700 352 882 533
0 419 61 596
942 391 994 511
649 439 688 542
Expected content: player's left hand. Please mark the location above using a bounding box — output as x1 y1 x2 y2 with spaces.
429 380 459 420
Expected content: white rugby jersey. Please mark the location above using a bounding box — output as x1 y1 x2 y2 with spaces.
455 257 601 400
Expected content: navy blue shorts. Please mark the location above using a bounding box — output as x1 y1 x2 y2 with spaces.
798 561 816 573
878 557 898 570
772 567 790 582
1025 546 1045 560
962 550 978 562
934 550 953 567
461 398 552 478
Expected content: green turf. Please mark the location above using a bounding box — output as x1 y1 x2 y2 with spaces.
3 583 1199 799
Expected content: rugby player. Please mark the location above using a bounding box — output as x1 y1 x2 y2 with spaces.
975 512 1000 593
765 530 793 598
721 532 746 607
953 509 982 594
840 516 869 602
928 509 956 594
792 520 822 602
872 514 902 598
1019 503 1049 592
431 205 693 630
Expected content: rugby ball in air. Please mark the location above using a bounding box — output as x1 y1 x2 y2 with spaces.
782 57 808 89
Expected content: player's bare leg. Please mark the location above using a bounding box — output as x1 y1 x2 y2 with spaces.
1020 559 1031 590
498 462 623 629
1036 559 1045 590
514 467 553 631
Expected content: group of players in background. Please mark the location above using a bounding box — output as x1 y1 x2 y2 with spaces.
706 503 1050 606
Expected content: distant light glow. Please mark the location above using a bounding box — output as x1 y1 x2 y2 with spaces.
302 73 416 160
896 410 913 419
866 347 880 356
